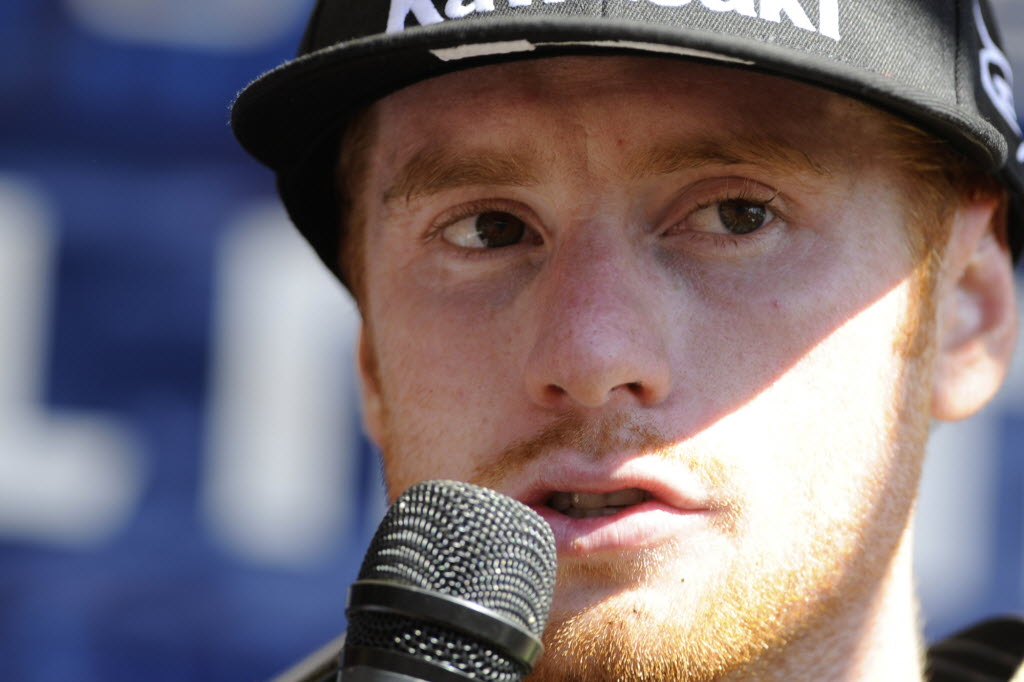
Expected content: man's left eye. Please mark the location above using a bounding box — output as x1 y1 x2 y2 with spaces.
691 199 774 235
441 211 526 249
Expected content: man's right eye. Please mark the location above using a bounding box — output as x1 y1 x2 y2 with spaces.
441 211 527 249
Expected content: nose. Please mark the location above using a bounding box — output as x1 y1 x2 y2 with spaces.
523 230 672 410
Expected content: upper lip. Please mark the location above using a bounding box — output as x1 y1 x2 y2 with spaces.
507 453 715 513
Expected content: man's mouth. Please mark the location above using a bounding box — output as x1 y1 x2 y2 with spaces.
523 475 716 555
547 488 654 518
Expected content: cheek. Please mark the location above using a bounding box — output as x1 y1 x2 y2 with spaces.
370 294 526 487
721 276 923 539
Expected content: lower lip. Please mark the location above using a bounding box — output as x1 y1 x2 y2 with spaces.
532 500 713 557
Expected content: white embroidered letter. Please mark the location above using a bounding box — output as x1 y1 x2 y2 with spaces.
648 0 693 7
386 0 444 33
818 0 840 40
445 0 475 18
699 0 755 17
759 0 815 33
974 0 1022 136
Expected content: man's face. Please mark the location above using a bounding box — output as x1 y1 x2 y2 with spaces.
353 57 938 680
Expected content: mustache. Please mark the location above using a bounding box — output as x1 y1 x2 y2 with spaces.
469 413 706 488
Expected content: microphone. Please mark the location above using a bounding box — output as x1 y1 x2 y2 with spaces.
341 480 557 681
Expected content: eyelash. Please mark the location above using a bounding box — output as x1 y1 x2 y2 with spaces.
424 198 540 254
666 182 785 241
692 188 780 215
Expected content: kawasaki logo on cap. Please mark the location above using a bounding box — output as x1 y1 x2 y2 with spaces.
387 0 842 40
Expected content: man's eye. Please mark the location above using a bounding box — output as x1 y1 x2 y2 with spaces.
441 211 527 249
690 199 774 235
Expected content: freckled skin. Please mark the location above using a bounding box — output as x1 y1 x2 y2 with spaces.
351 57 1012 681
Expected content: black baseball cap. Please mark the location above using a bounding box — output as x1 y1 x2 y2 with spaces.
231 0 1024 281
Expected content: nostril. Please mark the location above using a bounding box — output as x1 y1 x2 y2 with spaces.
543 385 568 402
618 381 648 401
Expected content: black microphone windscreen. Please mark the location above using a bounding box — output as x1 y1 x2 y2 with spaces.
346 480 556 681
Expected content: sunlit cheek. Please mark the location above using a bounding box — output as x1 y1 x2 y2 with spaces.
707 276 920 547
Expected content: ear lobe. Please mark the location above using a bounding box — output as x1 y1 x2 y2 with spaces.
357 325 386 447
931 200 1018 422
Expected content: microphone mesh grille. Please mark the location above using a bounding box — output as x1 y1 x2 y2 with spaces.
349 480 556 680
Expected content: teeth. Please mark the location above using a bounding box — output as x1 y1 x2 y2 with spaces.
549 493 572 512
570 492 608 509
548 488 651 517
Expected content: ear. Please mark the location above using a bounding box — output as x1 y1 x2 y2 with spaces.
357 324 386 447
931 198 1018 421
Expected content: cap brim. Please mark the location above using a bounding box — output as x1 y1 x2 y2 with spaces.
232 16 1008 174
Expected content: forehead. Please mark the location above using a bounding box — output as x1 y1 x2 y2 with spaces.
367 55 890 176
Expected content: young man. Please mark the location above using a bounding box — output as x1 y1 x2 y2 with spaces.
232 1 1024 680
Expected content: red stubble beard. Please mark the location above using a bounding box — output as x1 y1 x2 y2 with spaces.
527 541 852 682
374 407 918 682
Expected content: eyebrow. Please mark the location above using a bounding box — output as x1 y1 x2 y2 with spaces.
627 135 833 180
382 134 831 205
382 145 541 204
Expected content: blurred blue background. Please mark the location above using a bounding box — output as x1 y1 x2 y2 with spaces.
0 1 1021 680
